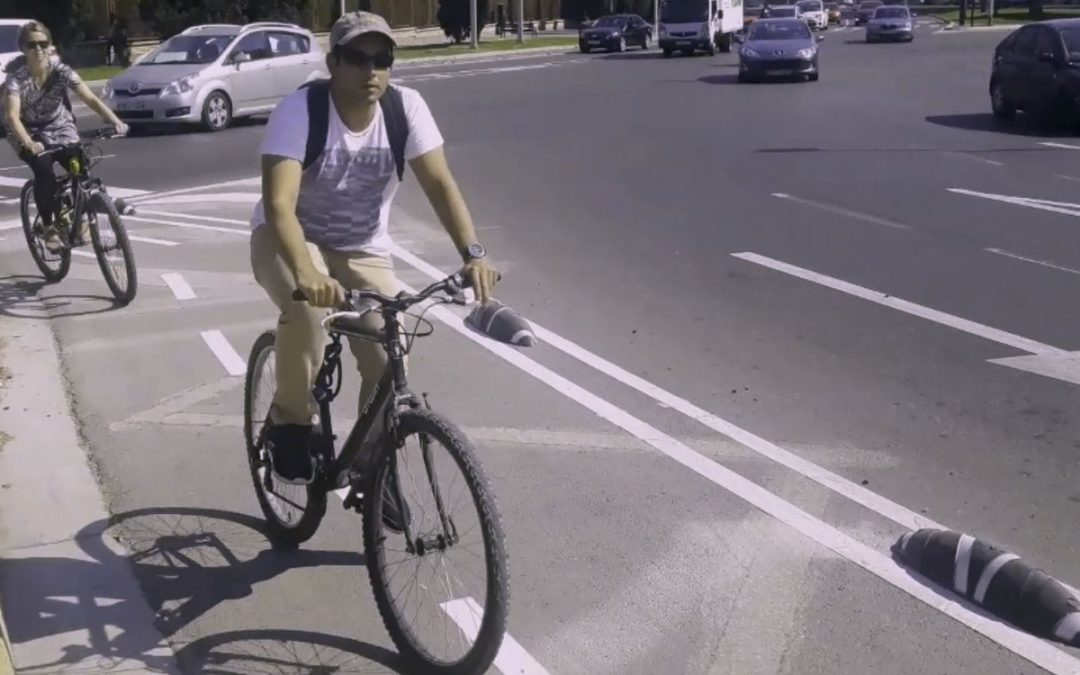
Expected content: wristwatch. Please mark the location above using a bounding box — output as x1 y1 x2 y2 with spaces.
462 242 486 262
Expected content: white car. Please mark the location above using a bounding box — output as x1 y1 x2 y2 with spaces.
102 21 328 132
796 0 829 29
0 19 33 72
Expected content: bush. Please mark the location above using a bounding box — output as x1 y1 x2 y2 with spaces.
437 0 490 43
136 0 311 39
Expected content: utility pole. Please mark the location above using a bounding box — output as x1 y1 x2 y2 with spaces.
517 0 525 43
340 0 346 17
471 0 479 48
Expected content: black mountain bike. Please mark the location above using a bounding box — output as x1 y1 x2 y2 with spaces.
243 271 509 675
19 128 138 305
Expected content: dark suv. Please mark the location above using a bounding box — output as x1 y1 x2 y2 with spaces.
989 19 1080 125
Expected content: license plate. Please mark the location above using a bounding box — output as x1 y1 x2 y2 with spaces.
117 101 146 111
589 40 601 44
767 69 792 76
677 40 691 46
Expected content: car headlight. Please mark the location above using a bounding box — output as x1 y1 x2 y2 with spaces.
742 47 760 57
700 23 709 37
797 47 816 58
161 75 195 97
659 25 668 36
102 81 113 98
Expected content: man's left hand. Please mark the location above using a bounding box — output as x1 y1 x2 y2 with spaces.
464 258 499 305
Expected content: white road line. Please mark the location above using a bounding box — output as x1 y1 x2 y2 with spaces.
771 192 911 231
1054 174 1080 183
946 151 1003 167
948 188 1080 218
1039 142 1080 150
161 273 196 300
71 250 96 259
0 175 148 199
135 209 249 226
124 214 249 236
388 275 1080 674
137 192 260 206
0 165 28 172
0 218 22 231
126 176 261 204
129 235 179 246
441 597 550 675
731 251 1065 356
200 330 246 375
985 248 1080 276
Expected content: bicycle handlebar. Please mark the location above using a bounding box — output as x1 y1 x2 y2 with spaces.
291 269 500 311
35 128 125 159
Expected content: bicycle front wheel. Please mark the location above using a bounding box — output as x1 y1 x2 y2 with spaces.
363 408 509 675
20 181 70 282
88 191 137 305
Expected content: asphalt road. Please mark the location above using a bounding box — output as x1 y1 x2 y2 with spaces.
3 20 1080 674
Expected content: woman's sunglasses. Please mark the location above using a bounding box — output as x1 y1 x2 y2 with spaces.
23 40 50 51
334 46 394 70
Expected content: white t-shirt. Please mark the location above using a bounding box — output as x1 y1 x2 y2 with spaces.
249 83 444 257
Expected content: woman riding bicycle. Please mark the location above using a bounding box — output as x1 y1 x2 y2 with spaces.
2 21 128 252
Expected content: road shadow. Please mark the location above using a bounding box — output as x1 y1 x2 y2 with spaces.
174 629 404 673
0 274 121 319
698 74 741 85
124 116 267 138
0 507 403 674
596 50 670 60
699 74 813 85
925 113 1077 138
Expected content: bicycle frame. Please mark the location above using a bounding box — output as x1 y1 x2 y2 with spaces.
41 145 108 241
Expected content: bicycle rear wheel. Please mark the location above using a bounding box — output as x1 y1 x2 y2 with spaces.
363 408 509 675
19 181 70 282
243 329 327 548
88 192 137 305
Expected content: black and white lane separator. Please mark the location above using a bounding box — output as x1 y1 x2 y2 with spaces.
893 529 1080 648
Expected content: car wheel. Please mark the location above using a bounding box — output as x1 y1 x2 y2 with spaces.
809 72 819 82
202 91 232 132
580 45 590 53
663 47 673 57
642 34 652 49
990 80 1015 121
617 37 626 51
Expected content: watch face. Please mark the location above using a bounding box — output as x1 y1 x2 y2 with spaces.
468 243 486 258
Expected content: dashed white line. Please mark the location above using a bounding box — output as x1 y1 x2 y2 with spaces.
129 235 179 246
135 209 249 226
441 597 551 675
161 273 196 300
947 151 1003 167
126 176 261 204
200 330 246 375
124 215 249 236
771 192 911 230
731 251 1064 355
71 249 96 259
1039 142 1080 150
985 248 1080 276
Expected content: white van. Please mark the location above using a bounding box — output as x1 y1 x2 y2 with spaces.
659 0 745 56
0 19 32 73
796 0 829 29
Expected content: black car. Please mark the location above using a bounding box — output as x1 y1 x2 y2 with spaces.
855 0 883 24
579 14 653 52
990 19 1080 125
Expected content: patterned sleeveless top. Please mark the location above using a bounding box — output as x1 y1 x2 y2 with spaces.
2 58 81 151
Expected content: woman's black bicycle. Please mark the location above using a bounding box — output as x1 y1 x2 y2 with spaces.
19 127 138 305
243 271 510 675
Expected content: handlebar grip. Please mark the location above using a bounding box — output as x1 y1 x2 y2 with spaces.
292 289 307 302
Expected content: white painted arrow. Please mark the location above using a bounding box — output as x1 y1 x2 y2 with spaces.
732 252 1080 388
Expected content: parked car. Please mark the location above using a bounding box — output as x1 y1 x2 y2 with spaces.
579 14 653 52
797 0 828 29
866 5 913 42
736 17 824 82
0 18 32 72
102 21 327 133
990 18 1080 126
855 0 884 24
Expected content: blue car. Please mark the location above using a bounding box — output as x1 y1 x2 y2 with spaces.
736 17 824 82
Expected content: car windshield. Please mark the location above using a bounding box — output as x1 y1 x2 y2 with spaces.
593 16 628 27
746 0 764 7
139 34 235 65
798 1 821 10
859 1 882 7
0 25 20 53
661 0 709 23
750 20 811 39
770 7 797 16
875 7 908 17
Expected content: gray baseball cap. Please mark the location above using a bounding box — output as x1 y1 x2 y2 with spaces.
329 11 396 49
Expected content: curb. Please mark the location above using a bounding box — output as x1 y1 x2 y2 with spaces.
893 528 1080 647
0 601 12 675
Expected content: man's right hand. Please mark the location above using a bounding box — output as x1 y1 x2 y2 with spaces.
295 267 345 308
27 141 45 156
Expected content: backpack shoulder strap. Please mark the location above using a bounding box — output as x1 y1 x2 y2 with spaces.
301 78 330 171
379 84 408 182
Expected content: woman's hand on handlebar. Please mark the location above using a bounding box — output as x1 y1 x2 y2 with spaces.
26 140 45 156
295 266 344 308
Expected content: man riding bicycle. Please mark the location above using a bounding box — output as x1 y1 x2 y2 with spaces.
3 21 128 252
249 11 500 484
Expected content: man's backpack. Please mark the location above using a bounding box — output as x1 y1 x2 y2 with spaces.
299 78 408 181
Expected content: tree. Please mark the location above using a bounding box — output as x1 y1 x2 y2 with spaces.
437 0 489 43
3 0 95 49
136 0 311 39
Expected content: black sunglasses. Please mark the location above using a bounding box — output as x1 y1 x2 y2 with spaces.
24 40 50 51
334 46 394 70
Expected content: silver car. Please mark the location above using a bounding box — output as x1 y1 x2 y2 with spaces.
103 22 328 132
865 5 913 42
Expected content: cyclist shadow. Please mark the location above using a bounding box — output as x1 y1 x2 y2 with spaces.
0 274 124 318
1 506 407 674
